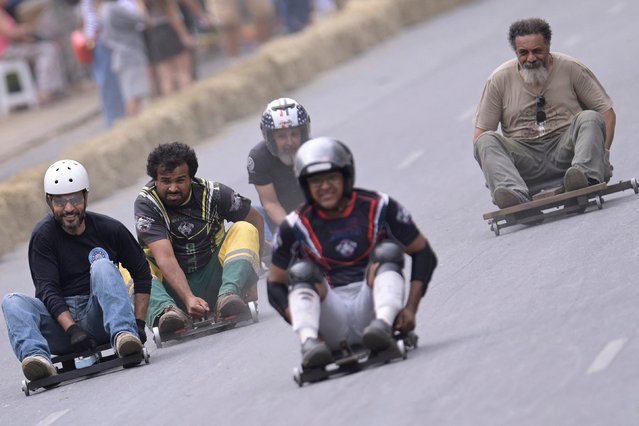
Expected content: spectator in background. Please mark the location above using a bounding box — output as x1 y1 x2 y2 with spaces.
81 0 126 127
276 0 312 34
0 0 66 103
143 0 193 96
100 0 150 116
18 0 89 88
207 0 275 59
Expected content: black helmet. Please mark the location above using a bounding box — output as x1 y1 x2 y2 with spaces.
294 137 354 203
260 98 311 157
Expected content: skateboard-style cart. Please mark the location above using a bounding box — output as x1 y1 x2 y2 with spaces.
292 332 418 387
483 178 639 236
152 300 259 349
21 344 150 396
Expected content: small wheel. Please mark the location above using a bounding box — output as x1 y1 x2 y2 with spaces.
152 327 163 349
397 340 407 360
293 367 303 387
631 177 638 194
595 196 603 209
143 347 150 364
493 222 500 237
249 301 259 323
22 380 30 397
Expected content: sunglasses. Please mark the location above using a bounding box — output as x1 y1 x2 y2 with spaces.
536 95 546 124
307 172 342 187
50 193 84 208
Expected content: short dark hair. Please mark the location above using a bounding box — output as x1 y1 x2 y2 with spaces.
146 142 199 179
508 18 552 50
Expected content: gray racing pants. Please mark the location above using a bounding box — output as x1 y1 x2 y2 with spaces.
474 110 613 202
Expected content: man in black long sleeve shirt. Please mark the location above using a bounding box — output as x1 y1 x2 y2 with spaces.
2 160 152 382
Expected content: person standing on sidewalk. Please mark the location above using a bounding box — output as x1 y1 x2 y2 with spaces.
1 160 151 382
81 0 126 127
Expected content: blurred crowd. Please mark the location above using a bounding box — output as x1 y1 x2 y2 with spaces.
0 0 347 127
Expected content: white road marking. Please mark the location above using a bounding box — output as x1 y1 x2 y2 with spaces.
36 409 71 426
397 150 424 170
586 338 628 374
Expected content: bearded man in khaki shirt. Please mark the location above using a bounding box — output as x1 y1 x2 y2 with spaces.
473 18 615 208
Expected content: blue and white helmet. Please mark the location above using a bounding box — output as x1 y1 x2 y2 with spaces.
260 98 311 157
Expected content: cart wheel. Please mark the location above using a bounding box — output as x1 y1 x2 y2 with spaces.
595 196 603 209
152 327 163 349
22 380 30 397
143 347 150 364
397 340 407 360
493 222 500 237
248 301 259 323
293 367 303 387
631 178 638 194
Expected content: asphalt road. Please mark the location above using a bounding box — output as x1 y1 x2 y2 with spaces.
1 0 638 424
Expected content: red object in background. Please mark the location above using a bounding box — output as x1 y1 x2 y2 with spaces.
70 30 93 64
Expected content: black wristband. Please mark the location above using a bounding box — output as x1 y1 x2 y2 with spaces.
410 243 438 296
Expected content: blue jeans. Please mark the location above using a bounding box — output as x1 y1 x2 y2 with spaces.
254 205 275 242
1 259 137 362
91 39 125 128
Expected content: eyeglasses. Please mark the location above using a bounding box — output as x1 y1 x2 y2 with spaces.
307 172 342 188
50 193 84 208
535 95 546 124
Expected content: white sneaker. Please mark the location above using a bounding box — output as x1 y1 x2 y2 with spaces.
21 355 57 380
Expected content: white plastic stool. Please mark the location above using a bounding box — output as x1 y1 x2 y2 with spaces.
0 59 39 116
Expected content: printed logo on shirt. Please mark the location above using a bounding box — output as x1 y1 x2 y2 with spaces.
178 221 194 237
88 247 110 265
336 239 357 257
247 156 255 173
135 215 153 232
396 205 413 224
230 192 243 212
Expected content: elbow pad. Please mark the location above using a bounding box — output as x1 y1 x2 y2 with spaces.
410 243 437 296
267 280 290 322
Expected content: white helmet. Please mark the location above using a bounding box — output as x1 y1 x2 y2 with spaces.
44 159 90 195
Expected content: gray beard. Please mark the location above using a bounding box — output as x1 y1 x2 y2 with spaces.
279 153 295 166
521 63 548 85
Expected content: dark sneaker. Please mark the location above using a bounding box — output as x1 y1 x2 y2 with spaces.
493 187 529 209
301 338 333 368
22 355 57 381
564 167 589 192
362 319 395 353
115 332 143 357
215 293 249 320
158 306 191 335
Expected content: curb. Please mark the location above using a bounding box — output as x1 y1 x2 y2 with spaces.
0 0 474 258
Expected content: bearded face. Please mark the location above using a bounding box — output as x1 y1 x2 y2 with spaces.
521 60 549 85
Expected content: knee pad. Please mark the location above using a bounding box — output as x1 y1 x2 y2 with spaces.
288 260 323 292
371 241 404 277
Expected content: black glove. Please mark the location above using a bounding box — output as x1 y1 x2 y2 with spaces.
136 319 147 344
66 324 97 354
